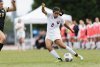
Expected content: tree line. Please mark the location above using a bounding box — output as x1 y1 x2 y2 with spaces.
32 0 100 21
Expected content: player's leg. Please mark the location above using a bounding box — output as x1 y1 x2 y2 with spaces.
85 38 91 49
55 39 76 55
54 39 83 60
45 39 63 61
18 38 22 50
19 37 25 50
17 31 25 51
0 30 6 51
90 38 95 49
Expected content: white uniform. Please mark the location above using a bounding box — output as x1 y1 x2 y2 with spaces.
15 21 25 39
45 13 65 41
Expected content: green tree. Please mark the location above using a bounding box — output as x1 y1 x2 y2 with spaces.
4 16 13 33
32 0 100 20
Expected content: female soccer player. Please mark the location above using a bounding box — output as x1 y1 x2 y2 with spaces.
0 0 16 51
42 3 83 62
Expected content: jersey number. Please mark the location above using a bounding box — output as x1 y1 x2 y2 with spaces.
51 23 54 27
0 13 4 18
51 21 60 27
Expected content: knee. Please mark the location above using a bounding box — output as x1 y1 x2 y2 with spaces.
2 35 6 41
58 43 66 49
46 44 53 51
46 44 52 51
19 38 24 43
46 44 51 49
3 36 6 42
1 35 6 42
61 45 66 49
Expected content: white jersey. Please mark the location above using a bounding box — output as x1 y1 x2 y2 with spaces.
46 13 65 41
15 22 25 32
15 21 25 39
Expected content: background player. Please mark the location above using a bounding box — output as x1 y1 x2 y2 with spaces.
15 19 26 51
0 0 16 51
42 3 83 62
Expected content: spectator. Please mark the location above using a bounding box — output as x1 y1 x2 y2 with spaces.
86 18 95 49
78 20 87 49
78 20 87 41
35 30 46 49
94 17 100 42
73 20 79 37
15 19 26 51
68 22 75 42
61 26 67 42
72 20 80 49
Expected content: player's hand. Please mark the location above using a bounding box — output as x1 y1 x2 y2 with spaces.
42 3 45 7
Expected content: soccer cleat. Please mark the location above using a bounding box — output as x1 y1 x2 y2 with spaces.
78 55 84 60
55 58 63 62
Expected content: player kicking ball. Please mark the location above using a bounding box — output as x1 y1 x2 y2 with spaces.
42 3 83 62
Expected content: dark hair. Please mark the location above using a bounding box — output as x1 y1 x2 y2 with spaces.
86 18 92 21
59 10 64 16
53 7 65 16
0 0 2 2
53 7 60 13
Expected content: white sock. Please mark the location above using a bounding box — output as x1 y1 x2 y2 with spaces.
66 46 76 55
68 41 72 48
18 43 21 50
82 42 85 49
50 49 60 59
90 41 95 49
96 41 100 49
86 42 91 49
22 43 25 51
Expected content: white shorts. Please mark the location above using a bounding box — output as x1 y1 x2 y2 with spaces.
45 34 62 41
17 31 25 39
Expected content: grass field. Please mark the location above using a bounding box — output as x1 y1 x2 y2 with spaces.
0 49 100 67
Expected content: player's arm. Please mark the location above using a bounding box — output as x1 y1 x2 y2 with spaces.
42 3 47 15
7 0 16 12
64 21 74 33
15 24 20 31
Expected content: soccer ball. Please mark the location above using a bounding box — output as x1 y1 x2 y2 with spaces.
64 53 73 62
